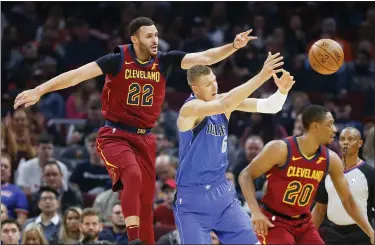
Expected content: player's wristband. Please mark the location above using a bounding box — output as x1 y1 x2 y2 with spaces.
256 90 288 114
232 42 239 50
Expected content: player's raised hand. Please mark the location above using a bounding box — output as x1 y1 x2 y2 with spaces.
272 69 295 94
14 88 42 109
233 29 257 49
251 211 274 236
258 52 284 82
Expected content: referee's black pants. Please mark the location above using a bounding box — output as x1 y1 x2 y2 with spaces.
320 222 371 245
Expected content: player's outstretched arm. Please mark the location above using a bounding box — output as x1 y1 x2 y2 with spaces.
178 53 283 122
14 62 103 109
328 150 374 243
239 140 287 236
180 29 257 70
235 69 295 113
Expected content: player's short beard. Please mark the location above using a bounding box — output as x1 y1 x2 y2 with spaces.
139 42 153 57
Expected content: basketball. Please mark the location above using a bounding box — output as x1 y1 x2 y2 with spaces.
308 39 344 75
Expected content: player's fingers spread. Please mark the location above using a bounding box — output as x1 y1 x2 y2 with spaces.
271 56 284 64
272 73 278 80
272 52 281 59
272 62 284 69
272 69 283 74
245 29 253 35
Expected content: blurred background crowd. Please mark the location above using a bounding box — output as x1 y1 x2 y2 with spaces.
1 1 374 245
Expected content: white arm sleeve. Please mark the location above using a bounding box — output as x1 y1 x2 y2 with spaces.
256 90 288 114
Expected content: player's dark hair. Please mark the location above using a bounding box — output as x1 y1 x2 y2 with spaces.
129 17 155 36
1 219 21 231
187 65 212 85
302 105 330 130
43 159 62 174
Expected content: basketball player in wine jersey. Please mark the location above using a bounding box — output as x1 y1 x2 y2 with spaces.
239 105 374 245
14 17 257 245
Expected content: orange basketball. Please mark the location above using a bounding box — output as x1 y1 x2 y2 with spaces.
308 39 344 75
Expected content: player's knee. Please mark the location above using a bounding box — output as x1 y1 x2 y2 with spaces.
121 165 142 187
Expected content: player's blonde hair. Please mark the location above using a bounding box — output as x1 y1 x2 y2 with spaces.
187 65 212 85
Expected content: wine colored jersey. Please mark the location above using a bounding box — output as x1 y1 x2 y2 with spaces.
262 136 330 217
95 45 186 128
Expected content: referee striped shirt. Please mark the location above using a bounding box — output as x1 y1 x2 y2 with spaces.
316 161 374 225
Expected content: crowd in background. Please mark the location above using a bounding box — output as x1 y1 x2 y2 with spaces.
1 2 374 245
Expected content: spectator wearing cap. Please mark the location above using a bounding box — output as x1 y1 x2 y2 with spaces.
98 203 128 244
29 160 83 217
24 186 62 242
16 133 70 196
1 152 28 225
154 179 177 242
154 179 176 228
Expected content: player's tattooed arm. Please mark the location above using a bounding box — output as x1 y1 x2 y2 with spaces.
239 140 287 236
328 150 375 243
180 30 257 69
14 62 103 109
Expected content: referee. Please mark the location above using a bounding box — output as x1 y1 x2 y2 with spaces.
312 127 374 245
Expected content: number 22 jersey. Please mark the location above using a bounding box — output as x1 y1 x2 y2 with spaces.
96 45 186 128
261 136 330 217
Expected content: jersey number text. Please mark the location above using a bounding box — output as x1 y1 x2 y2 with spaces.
127 83 154 106
282 181 314 207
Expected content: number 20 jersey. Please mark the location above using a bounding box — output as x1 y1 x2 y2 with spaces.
101 45 168 129
261 136 329 217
